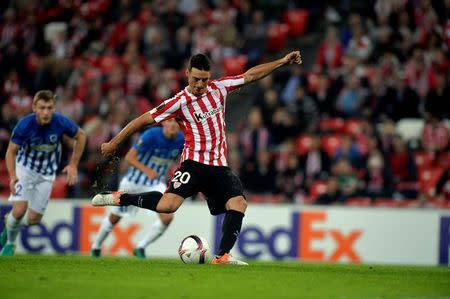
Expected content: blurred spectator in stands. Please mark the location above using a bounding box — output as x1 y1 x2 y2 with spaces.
143 24 169 69
377 49 401 84
363 150 394 199
241 10 266 66
289 86 319 134
310 72 336 117
82 81 102 121
341 12 362 48
421 114 450 154
0 8 19 51
270 106 296 145
404 47 436 101
238 106 272 167
389 72 420 121
235 0 252 33
164 26 192 69
280 64 307 104
335 74 367 118
431 48 450 76
9 88 32 119
254 87 280 127
346 25 372 63
314 25 343 76
315 176 345 205
241 150 277 195
389 134 418 199
276 152 303 203
1 70 20 100
331 158 359 199
333 135 363 169
378 118 397 154
56 87 83 124
299 134 330 192
363 68 396 121
424 72 450 120
160 0 186 43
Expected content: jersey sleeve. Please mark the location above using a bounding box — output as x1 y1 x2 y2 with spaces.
214 75 245 93
10 119 29 146
59 115 79 138
132 129 154 154
150 94 181 123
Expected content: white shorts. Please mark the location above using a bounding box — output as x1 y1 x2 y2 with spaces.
109 178 167 218
8 164 55 215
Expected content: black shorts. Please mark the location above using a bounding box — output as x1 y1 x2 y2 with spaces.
167 160 245 215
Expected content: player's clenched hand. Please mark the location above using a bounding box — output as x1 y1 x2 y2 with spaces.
9 177 18 194
62 164 78 185
101 142 117 156
144 168 159 180
283 51 302 65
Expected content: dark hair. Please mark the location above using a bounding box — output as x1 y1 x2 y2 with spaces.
188 54 211 71
33 90 55 104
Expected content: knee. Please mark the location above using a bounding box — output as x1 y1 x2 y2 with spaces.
159 204 179 214
27 217 41 225
160 213 174 225
227 196 247 213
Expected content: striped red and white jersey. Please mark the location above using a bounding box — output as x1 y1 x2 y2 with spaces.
150 75 245 166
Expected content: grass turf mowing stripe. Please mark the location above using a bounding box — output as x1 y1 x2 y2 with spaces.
0 255 449 299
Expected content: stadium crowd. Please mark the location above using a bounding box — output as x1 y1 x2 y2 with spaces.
0 0 449 207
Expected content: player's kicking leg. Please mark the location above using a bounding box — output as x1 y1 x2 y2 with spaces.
90 212 122 258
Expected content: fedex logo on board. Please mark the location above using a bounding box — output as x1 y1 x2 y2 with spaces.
215 211 363 262
0 205 139 254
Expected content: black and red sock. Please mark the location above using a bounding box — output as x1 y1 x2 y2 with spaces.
217 210 244 256
119 191 163 211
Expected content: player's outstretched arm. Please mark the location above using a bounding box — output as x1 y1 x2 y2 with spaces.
62 128 87 185
242 51 302 84
5 142 19 194
125 148 159 180
101 112 156 156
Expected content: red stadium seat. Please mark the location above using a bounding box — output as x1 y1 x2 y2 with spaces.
321 134 343 157
295 134 312 155
400 199 420 208
309 180 327 200
414 151 435 171
266 23 289 53
50 175 69 199
319 118 345 133
418 167 445 196
346 197 372 206
343 118 363 136
374 198 400 207
222 55 248 76
282 9 309 37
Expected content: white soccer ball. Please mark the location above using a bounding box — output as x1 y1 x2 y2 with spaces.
178 235 212 264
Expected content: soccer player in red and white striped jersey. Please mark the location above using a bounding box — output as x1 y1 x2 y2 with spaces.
93 51 302 265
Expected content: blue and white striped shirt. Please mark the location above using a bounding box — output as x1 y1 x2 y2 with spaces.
125 127 184 186
11 113 79 176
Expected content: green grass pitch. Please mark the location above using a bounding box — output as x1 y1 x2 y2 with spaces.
0 255 449 299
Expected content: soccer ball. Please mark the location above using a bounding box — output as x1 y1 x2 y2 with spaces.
178 235 212 264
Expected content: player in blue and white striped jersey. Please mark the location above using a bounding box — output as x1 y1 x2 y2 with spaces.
91 118 184 259
0 90 86 256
